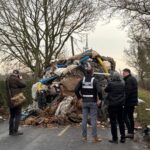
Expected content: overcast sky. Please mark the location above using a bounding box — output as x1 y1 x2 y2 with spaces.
88 19 131 72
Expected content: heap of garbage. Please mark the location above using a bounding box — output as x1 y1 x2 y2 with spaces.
21 50 116 127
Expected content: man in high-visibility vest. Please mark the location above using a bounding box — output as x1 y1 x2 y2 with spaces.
75 63 102 143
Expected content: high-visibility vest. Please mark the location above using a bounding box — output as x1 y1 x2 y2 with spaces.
82 77 95 100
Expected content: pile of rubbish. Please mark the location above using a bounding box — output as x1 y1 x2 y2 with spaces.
21 50 116 127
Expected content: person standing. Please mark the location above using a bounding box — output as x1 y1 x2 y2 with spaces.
105 72 125 143
75 63 102 143
123 68 138 139
6 70 26 136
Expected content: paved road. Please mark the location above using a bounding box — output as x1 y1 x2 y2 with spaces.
0 122 143 150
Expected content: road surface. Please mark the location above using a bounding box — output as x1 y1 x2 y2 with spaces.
0 121 144 150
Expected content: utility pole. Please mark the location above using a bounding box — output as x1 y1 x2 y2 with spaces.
71 36 75 56
84 34 89 51
86 34 88 50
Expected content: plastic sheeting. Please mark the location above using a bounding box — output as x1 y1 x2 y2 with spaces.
55 96 74 116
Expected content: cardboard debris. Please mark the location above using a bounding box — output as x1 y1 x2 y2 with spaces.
60 77 81 92
24 117 37 125
22 96 83 127
138 98 145 104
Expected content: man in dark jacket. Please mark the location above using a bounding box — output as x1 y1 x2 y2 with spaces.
6 70 26 136
123 68 138 138
105 72 125 143
75 63 102 143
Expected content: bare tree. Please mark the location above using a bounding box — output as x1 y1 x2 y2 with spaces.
98 0 150 32
97 0 150 80
99 0 150 18
0 0 100 78
124 31 150 84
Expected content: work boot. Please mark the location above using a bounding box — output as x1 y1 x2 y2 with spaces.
120 138 126 143
93 137 102 143
9 131 14 136
109 139 118 144
13 131 23 136
82 137 87 142
125 133 134 139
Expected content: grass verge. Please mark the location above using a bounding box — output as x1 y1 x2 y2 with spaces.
137 88 150 126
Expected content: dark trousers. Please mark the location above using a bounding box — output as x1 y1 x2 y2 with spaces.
9 107 21 133
124 106 135 134
108 106 125 140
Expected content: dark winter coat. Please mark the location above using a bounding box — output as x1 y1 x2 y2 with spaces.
6 74 26 108
105 79 125 106
123 74 138 106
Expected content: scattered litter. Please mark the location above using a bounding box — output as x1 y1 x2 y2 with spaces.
138 98 145 104
134 113 138 119
143 126 150 144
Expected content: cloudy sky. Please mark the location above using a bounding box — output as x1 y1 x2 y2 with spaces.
88 19 131 71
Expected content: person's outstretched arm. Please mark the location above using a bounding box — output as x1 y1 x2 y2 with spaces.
75 79 82 99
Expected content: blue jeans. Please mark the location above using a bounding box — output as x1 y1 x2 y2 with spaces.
82 102 97 137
